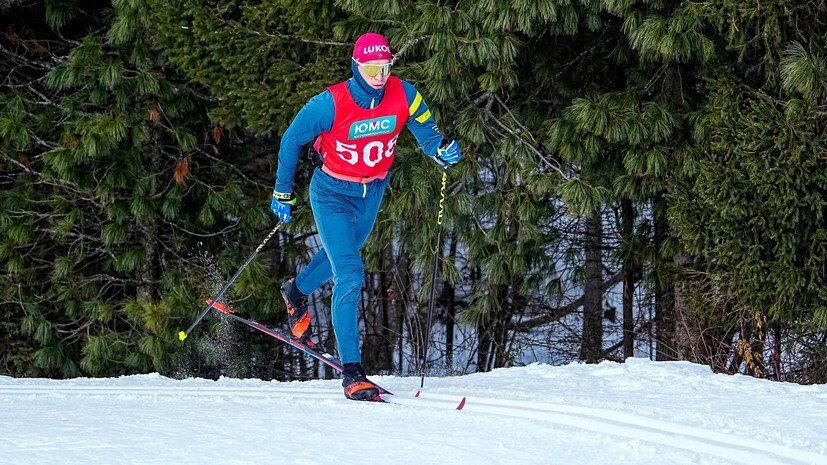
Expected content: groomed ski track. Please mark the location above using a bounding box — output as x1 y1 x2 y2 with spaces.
1 377 824 465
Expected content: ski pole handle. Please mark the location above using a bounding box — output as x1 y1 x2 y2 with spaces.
178 222 283 341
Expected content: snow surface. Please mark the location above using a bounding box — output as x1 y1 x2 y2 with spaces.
1 359 825 465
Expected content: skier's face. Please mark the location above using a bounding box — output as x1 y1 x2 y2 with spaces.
355 59 391 89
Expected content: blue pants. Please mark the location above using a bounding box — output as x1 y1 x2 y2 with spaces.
294 168 389 364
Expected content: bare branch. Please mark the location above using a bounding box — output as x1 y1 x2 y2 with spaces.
392 35 431 65
243 28 349 47
158 215 242 239
476 97 572 181
0 151 106 210
516 272 624 330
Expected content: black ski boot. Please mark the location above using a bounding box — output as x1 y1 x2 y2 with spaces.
280 278 311 341
342 362 382 401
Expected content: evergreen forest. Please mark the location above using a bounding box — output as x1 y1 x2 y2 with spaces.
2 0 826 384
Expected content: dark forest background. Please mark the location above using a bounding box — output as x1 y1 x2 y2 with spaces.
2 0 825 384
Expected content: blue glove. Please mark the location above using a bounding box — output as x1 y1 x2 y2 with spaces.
435 139 461 166
270 191 296 223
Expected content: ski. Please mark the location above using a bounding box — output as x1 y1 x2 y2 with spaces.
204 299 393 397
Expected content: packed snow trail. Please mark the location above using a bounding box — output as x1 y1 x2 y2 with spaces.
1 359 825 465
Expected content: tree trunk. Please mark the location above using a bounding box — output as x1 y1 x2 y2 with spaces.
136 124 162 304
444 235 457 374
391 249 414 373
493 284 511 368
361 271 389 373
620 199 637 359
581 212 604 363
477 319 492 372
654 196 677 360
772 324 782 381
379 261 392 372
360 245 397 373
673 253 709 365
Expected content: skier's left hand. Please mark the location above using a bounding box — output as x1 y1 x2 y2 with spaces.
435 139 461 166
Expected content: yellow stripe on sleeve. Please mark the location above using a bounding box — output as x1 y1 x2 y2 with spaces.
415 109 432 124
408 92 423 116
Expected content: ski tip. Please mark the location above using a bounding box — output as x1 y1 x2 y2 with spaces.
456 396 467 410
414 390 421 397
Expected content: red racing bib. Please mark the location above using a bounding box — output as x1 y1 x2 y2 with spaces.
317 76 409 178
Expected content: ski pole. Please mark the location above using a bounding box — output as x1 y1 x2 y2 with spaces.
178 222 283 341
420 167 448 388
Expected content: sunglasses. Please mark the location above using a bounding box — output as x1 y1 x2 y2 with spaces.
352 58 392 77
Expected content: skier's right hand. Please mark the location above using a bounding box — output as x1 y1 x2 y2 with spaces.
271 191 296 223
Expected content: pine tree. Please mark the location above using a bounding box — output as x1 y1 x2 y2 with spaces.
149 0 368 377
670 78 827 379
151 0 348 135
1 1 273 377
6 0 823 383
335 0 626 369
665 0 827 381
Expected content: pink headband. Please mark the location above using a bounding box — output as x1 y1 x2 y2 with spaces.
353 33 392 62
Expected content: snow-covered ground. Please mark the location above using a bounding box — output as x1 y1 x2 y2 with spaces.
1 359 825 465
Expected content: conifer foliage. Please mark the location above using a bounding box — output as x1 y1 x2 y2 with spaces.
1 1 271 377
2 0 825 383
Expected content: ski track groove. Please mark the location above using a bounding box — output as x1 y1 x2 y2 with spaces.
1 385 823 465
420 394 824 465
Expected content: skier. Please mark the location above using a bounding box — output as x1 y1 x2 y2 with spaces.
270 33 461 401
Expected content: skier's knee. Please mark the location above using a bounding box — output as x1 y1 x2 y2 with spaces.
337 266 364 292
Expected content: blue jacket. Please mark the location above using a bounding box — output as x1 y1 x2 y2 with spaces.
275 63 445 193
